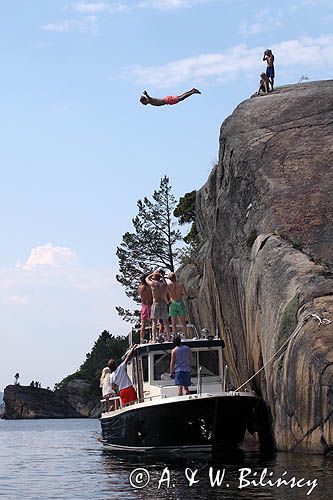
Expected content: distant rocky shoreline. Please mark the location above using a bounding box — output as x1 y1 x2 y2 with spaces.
3 383 100 419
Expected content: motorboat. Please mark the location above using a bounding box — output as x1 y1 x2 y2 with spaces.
100 334 259 454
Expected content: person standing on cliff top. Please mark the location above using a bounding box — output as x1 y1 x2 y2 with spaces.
138 273 153 344
263 49 275 90
166 272 188 337
146 270 170 342
140 88 201 106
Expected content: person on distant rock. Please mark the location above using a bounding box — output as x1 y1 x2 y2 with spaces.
138 273 153 343
30 380 34 388
170 336 192 396
256 72 270 95
108 344 138 407
167 272 188 337
263 49 275 90
14 373 20 385
146 270 171 342
140 88 201 106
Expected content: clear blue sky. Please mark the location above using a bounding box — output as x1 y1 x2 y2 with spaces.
1 0 332 389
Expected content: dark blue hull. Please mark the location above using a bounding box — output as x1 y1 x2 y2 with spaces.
100 395 258 452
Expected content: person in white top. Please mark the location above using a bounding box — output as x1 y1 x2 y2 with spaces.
100 367 113 397
100 367 119 411
108 344 138 406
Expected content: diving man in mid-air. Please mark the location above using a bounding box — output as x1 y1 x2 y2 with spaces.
140 88 201 106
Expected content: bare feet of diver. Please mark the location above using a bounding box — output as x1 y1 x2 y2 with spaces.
192 88 201 94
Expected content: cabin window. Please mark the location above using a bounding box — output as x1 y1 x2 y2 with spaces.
189 354 198 377
142 355 148 382
153 353 171 380
198 350 219 376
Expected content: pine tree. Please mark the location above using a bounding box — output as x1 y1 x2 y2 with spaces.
174 190 198 245
116 176 181 320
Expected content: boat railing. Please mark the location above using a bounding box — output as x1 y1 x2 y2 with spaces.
223 365 228 392
196 366 203 396
101 393 167 414
100 396 121 413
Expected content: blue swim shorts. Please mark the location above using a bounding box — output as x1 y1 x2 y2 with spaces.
175 371 191 387
266 66 275 78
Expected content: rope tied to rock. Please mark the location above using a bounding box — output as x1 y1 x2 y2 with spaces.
309 313 331 326
234 312 331 392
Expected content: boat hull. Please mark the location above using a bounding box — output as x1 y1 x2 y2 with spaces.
100 395 258 453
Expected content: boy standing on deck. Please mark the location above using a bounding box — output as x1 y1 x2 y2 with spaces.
170 336 192 396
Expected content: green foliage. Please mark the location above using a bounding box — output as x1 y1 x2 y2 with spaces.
184 223 198 245
178 244 200 268
174 190 198 246
278 296 299 348
116 176 182 320
115 306 141 324
247 228 258 248
174 190 196 224
55 330 128 392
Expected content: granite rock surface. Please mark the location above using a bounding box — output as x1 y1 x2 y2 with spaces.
180 81 333 453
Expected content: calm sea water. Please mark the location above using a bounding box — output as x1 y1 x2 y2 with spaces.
0 418 332 499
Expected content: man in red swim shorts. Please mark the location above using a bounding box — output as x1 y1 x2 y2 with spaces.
108 344 138 407
140 88 201 106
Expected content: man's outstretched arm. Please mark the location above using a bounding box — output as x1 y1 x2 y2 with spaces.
124 344 138 364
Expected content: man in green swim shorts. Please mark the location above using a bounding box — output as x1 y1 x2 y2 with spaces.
167 272 188 337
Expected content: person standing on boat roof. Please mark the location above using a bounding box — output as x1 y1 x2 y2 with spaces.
138 273 153 344
108 344 138 406
166 272 188 337
170 336 192 396
146 270 171 342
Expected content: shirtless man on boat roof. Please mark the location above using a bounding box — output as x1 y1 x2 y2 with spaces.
166 272 188 337
146 270 170 342
138 273 153 343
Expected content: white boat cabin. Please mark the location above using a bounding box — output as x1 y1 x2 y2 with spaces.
129 338 226 401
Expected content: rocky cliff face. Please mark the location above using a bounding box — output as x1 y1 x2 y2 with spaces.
3 385 82 419
3 382 101 419
60 379 101 418
181 81 333 454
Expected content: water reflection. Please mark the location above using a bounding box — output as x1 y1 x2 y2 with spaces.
0 419 332 500
101 447 332 499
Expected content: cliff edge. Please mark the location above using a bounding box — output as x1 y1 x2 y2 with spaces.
3 385 82 419
181 80 333 453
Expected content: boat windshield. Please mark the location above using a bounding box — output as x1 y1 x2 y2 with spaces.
153 348 220 381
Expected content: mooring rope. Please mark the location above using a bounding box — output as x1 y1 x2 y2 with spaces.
234 312 331 392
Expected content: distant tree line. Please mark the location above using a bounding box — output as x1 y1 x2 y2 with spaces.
55 330 128 397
